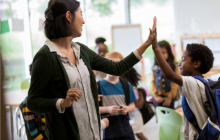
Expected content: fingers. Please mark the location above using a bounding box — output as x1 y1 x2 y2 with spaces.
98 95 103 101
149 28 153 34
67 88 82 99
112 106 120 109
153 16 157 29
98 95 103 98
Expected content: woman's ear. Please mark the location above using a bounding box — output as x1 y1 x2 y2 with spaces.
194 60 201 69
65 11 71 22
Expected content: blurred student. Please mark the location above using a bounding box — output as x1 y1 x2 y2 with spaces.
151 40 179 109
99 52 137 140
95 37 108 81
151 19 214 140
121 68 148 140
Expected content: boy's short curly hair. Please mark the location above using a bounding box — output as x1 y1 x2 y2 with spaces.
186 44 214 74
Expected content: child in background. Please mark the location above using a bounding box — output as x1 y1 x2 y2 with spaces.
151 20 214 140
151 40 179 109
121 68 148 140
99 52 136 140
95 37 109 81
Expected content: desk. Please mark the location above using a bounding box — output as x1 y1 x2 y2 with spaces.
4 89 28 140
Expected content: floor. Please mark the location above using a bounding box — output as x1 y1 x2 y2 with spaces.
137 115 159 140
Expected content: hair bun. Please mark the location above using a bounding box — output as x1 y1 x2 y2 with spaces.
95 37 106 45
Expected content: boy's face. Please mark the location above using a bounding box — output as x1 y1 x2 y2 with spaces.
178 50 194 76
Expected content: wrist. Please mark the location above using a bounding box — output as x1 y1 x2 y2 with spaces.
60 99 65 108
153 45 160 51
143 42 150 48
107 106 112 114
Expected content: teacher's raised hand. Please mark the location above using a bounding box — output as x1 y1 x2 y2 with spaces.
60 88 82 108
137 16 157 56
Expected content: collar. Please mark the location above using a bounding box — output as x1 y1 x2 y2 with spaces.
44 39 80 59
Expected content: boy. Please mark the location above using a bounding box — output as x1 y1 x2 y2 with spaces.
151 19 214 140
99 52 137 140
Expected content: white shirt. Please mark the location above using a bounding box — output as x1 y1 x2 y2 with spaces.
178 76 210 140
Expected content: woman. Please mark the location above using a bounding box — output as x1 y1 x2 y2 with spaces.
27 0 156 139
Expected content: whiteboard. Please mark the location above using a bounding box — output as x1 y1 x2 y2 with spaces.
112 25 142 57
182 38 200 51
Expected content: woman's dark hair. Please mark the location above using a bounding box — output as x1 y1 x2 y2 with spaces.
153 40 176 71
121 67 141 88
95 37 106 45
44 0 80 40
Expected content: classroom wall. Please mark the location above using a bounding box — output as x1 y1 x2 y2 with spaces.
173 0 220 60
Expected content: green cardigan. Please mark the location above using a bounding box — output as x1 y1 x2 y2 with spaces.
27 42 140 140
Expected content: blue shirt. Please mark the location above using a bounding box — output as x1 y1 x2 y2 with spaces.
100 79 137 106
100 79 136 139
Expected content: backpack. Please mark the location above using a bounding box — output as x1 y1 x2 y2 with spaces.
182 76 220 140
137 88 155 124
19 98 47 140
97 78 130 116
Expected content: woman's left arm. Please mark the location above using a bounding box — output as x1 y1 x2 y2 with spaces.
88 17 156 76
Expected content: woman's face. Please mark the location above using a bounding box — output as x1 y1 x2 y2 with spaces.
71 7 85 38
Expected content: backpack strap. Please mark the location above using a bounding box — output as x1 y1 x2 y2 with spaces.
97 81 102 106
182 97 200 130
119 78 130 105
193 76 208 83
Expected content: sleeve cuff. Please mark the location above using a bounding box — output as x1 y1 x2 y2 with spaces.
56 99 65 113
101 120 107 130
133 50 142 60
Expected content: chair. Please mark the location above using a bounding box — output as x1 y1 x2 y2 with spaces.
156 107 183 140
20 79 30 89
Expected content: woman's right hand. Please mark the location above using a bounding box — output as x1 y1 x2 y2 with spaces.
60 88 82 108
145 17 157 46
